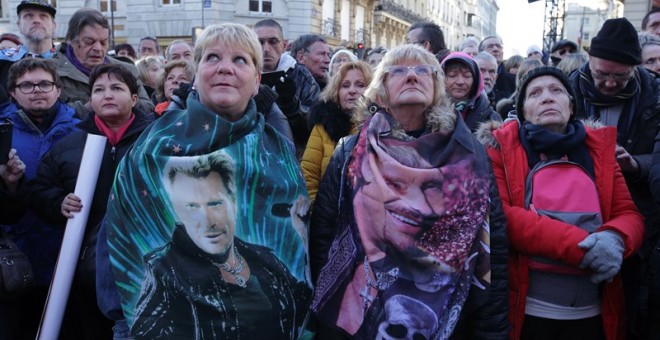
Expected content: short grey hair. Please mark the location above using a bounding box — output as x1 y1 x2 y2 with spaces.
473 51 497 65
459 36 479 51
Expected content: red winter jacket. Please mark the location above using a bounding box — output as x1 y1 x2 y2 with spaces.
477 120 644 340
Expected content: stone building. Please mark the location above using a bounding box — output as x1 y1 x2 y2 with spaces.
563 0 623 52
0 0 498 53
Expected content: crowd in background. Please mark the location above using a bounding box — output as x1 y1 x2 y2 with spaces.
0 0 658 339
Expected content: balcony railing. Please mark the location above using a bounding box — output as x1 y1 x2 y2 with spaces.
374 0 430 24
322 18 340 38
355 28 364 43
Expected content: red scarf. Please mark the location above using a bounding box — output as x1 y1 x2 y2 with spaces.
154 101 170 117
94 114 136 146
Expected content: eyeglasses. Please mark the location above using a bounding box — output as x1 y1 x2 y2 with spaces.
591 70 633 82
386 65 436 78
258 38 282 46
15 81 55 94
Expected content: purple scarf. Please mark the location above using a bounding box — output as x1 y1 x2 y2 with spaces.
65 43 108 76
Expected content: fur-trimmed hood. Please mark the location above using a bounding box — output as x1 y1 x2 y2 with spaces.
475 118 606 149
352 102 457 139
307 100 353 143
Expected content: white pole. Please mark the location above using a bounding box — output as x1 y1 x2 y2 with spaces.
37 134 107 340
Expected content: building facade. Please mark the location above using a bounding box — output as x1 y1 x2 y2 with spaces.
624 0 654 30
0 0 499 53
563 0 623 52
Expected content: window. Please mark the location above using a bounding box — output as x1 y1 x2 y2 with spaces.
100 0 116 12
162 0 181 5
249 0 272 13
583 33 590 40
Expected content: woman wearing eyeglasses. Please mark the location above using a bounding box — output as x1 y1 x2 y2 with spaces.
310 44 509 339
30 64 153 339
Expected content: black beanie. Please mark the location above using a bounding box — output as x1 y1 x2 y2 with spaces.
589 18 642 65
516 66 577 122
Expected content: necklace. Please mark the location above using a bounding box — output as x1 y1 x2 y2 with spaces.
360 256 400 315
215 246 247 288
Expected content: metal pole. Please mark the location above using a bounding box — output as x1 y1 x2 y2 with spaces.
110 0 115 48
202 0 205 28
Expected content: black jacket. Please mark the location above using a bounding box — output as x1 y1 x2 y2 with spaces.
570 65 660 338
307 100 352 143
132 227 311 339
30 109 154 245
493 65 516 107
310 132 510 339
570 65 660 257
464 93 502 133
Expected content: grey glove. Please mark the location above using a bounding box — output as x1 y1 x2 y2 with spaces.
578 230 624 283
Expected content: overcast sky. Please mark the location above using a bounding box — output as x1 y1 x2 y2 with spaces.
497 0 546 59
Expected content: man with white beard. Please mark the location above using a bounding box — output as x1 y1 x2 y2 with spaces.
0 0 58 103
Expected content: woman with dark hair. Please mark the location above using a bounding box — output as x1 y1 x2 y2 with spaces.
114 43 137 61
30 63 154 340
477 66 644 339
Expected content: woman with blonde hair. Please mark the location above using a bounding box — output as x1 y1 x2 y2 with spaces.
135 55 163 100
556 53 588 76
153 60 195 116
104 23 312 339
302 61 372 202
310 44 509 339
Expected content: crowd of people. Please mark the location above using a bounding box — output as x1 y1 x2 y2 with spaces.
0 0 658 339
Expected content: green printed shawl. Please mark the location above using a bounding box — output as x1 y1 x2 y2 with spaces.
105 95 311 338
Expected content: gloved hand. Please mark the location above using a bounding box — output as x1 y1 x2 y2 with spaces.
172 82 192 103
274 76 297 103
578 230 624 283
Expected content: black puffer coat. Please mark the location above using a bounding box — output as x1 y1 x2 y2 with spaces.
30 109 154 287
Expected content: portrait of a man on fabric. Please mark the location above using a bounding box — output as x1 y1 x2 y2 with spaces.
311 112 492 339
105 99 312 339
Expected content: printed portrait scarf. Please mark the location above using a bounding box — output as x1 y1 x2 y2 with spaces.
105 95 312 338
312 110 492 339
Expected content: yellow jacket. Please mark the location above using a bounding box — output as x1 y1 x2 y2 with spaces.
301 124 337 203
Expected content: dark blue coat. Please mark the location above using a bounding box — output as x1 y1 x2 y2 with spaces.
0 100 79 284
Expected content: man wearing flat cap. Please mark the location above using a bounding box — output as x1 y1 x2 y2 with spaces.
569 17 660 340
0 0 58 103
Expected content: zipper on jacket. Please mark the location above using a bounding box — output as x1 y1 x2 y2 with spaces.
498 138 520 338
111 146 116 162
